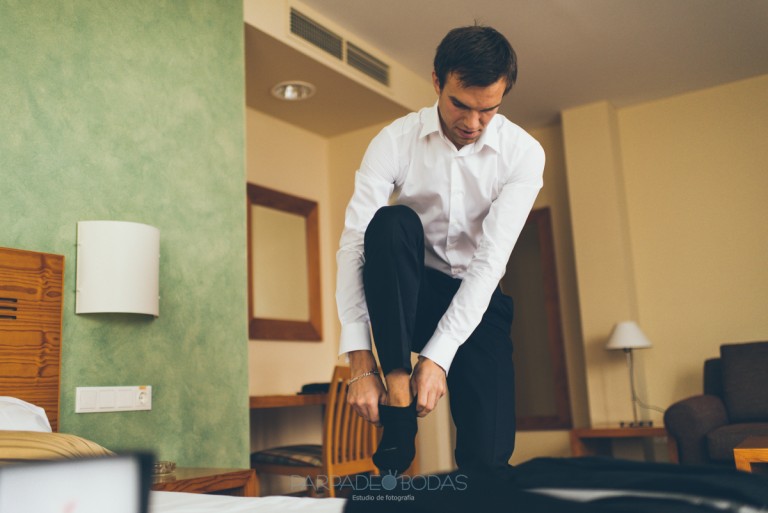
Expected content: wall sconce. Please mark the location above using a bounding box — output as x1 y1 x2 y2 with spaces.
76 221 160 317
606 321 652 427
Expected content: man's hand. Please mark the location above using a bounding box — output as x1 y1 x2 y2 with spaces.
347 350 387 425
410 356 447 417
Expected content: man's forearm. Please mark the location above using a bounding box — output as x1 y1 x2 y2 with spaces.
348 349 378 374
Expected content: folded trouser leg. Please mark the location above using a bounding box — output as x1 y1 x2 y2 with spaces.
363 205 425 374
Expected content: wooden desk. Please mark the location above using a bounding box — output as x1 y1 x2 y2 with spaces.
570 425 678 463
734 436 768 473
249 393 327 409
152 468 258 496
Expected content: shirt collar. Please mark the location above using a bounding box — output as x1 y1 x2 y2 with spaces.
419 102 442 139
419 102 502 154
478 116 501 153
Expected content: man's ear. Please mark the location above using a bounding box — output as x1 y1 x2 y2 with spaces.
432 71 441 95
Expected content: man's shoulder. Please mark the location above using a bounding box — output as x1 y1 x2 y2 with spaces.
492 113 541 149
488 115 545 173
380 104 436 140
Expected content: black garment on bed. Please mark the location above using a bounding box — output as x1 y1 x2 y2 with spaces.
343 457 768 513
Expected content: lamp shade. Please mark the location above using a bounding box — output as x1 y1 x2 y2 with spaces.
76 221 159 316
606 321 651 350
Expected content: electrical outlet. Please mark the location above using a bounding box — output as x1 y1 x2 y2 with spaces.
75 386 152 413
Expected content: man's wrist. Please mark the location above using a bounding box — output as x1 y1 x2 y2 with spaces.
418 355 446 375
347 369 380 385
348 350 377 371
419 336 459 375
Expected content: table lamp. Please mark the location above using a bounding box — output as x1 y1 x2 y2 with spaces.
606 321 652 427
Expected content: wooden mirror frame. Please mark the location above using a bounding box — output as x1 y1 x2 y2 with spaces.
247 184 322 341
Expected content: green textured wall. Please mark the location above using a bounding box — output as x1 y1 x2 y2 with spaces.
0 1 249 467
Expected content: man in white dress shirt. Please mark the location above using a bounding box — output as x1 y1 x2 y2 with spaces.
336 25 545 474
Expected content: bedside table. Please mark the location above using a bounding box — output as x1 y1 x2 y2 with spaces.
152 467 259 497
570 425 678 463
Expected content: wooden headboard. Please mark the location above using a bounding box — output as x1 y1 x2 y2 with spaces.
0 247 64 431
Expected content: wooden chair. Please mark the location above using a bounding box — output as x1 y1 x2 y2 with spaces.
250 366 379 497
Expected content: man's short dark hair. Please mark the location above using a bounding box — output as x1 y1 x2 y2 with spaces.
433 25 517 95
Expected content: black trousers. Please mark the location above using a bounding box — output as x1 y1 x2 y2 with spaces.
362 205 517 471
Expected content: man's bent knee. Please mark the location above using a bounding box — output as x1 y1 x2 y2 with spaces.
367 205 421 237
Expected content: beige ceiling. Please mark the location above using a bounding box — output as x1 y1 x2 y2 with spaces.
244 24 409 137
247 0 768 134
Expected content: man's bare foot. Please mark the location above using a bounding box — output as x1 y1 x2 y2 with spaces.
384 369 413 407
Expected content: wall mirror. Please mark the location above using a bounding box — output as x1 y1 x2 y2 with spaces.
247 183 322 341
500 207 572 430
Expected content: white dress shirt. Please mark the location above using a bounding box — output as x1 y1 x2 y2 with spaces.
336 102 545 373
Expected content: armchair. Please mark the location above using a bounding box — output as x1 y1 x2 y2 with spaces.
664 341 768 466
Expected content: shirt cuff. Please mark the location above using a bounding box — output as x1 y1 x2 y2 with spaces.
419 333 462 375
338 322 372 356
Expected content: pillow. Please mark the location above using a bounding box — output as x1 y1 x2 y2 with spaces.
720 341 768 422
0 397 52 432
0 431 115 465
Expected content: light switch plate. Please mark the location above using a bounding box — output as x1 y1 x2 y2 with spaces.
75 386 152 413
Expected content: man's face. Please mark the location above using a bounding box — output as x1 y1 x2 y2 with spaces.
433 71 507 150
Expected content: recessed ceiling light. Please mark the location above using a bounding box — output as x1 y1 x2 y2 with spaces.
271 81 316 101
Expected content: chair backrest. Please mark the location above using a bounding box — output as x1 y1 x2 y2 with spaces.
719 341 768 422
703 357 723 398
322 366 379 477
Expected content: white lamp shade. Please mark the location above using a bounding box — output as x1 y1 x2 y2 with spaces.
606 321 651 350
76 221 160 316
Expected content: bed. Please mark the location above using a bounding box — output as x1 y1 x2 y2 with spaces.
2 246 767 513
151 491 343 513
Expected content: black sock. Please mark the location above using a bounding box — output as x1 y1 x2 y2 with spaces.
373 401 418 474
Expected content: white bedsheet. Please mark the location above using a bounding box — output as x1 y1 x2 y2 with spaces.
150 491 346 513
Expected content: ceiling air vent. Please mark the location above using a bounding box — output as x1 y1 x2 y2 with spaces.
347 42 390 86
290 8 343 60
